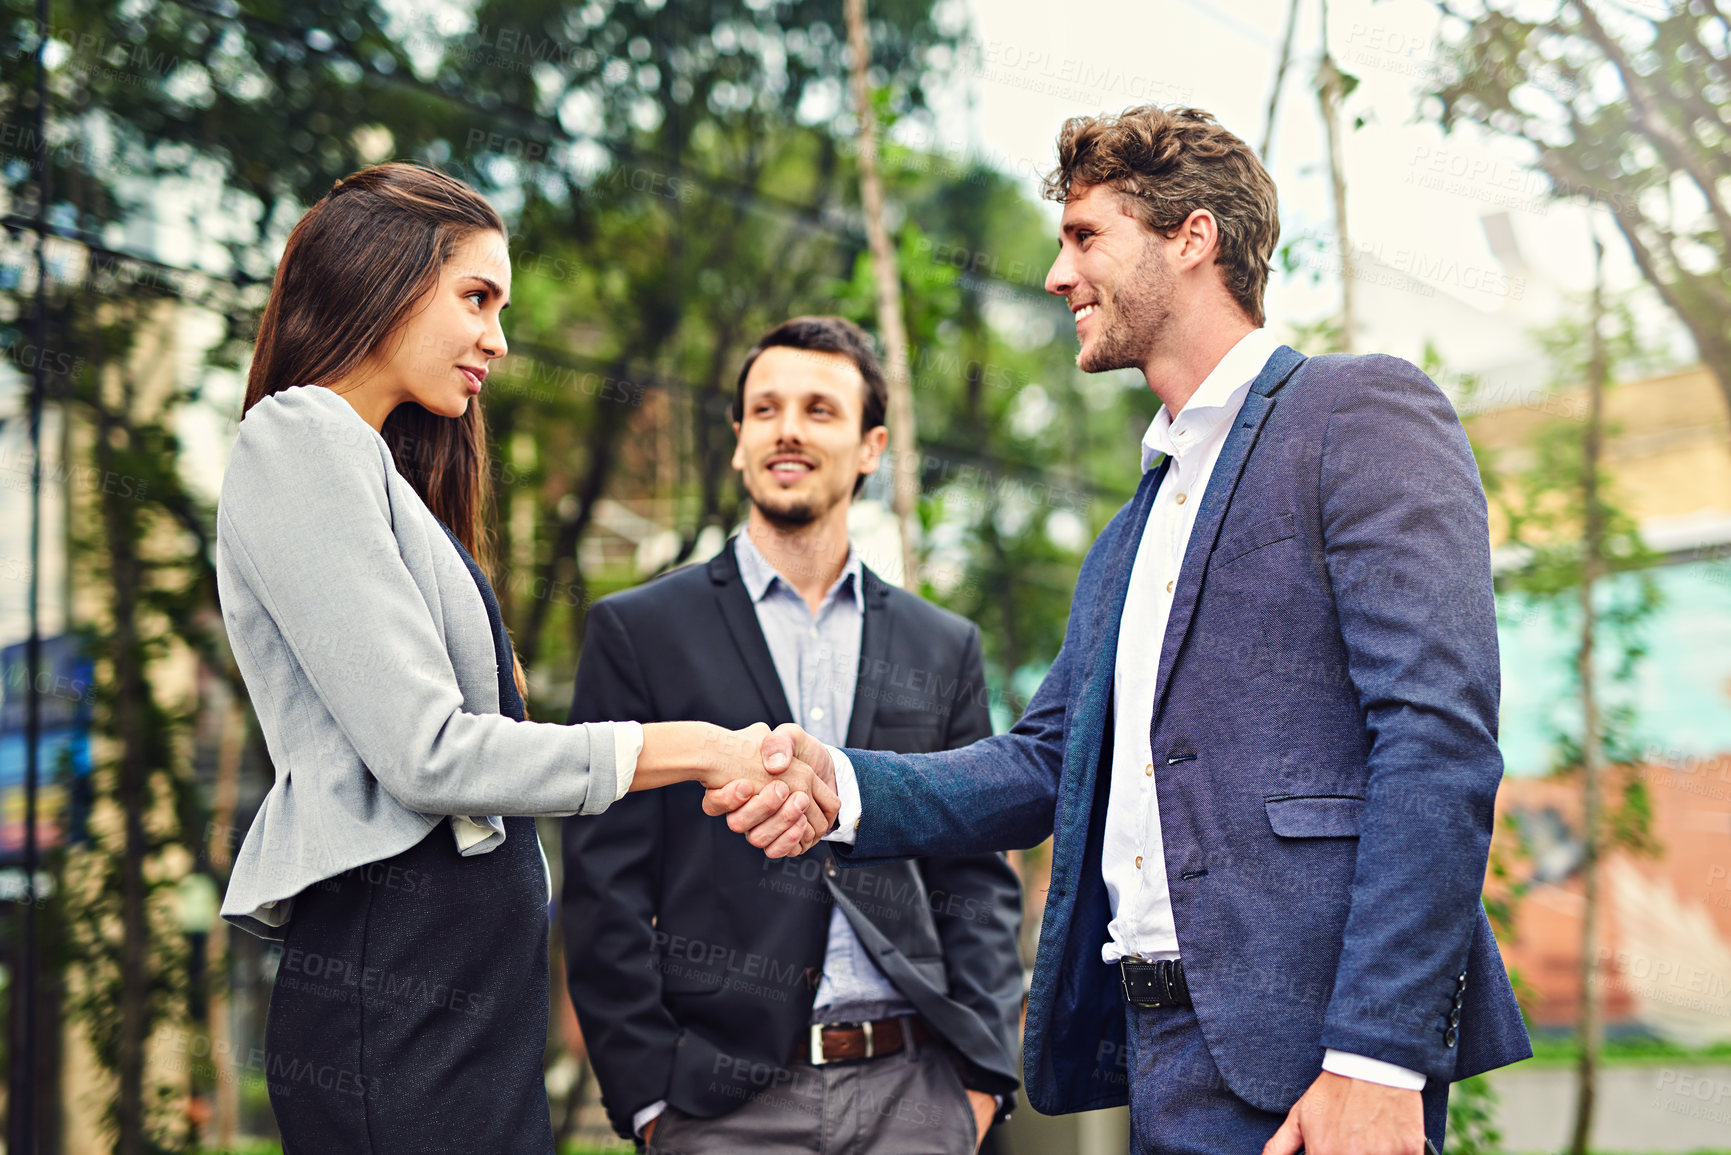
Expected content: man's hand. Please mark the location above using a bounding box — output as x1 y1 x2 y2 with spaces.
1262 1072 1425 1155
701 722 838 857
701 723 838 858
965 1090 996 1151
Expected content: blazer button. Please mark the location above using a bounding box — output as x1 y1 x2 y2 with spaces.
1444 1026 1459 1048
825 860 838 877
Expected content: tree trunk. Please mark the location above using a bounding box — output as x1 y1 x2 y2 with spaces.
1568 233 1608 1155
844 0 920 579
207 697 246 1150
96 407 151 1155
1261 0 1303 160
1317 0 1354 353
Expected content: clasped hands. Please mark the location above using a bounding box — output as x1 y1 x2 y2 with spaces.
701 722 837 857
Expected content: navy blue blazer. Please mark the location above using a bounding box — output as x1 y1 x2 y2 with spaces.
839 347 1532 1116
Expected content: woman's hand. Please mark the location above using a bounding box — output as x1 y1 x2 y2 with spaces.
702 723 839 858
702 722 839 856
634 721 839 856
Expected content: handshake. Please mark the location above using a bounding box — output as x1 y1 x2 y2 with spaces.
687 722 840 857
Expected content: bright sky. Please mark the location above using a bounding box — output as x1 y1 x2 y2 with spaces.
918 0 1685 385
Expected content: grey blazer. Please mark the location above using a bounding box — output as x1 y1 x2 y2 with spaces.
216 384 624 939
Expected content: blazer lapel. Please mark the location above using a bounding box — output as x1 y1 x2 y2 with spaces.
846 568 893 748
1150 345 1307 724
1068 462 1167 775
709 539 795 726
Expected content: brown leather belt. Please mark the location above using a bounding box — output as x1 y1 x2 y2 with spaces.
803 1016 932 1066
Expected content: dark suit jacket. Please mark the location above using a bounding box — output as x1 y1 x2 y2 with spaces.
561 539 1025 1140
837 349 1533 1116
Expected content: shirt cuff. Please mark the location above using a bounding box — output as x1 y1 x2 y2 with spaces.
1321 1049 1426 1090
450 814 503 855
821 745 860 846
632 1099 666 1137
613 720 643 802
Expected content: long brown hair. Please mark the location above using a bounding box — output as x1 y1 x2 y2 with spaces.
244 163 530 704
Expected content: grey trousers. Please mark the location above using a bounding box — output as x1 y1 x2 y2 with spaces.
645 1028 978 1155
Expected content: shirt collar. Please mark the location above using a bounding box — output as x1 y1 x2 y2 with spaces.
733 530 862 608
1140 328 1284 472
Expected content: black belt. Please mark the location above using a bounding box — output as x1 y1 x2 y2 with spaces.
1119 958 1191 1008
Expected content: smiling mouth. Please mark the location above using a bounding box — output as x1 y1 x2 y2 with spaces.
766 458 815 479
1073 303 1099 324
458 366 486 391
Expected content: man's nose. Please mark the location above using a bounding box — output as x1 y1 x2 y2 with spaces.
773 408 805 443
1045 247 1076 297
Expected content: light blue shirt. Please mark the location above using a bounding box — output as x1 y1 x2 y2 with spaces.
732 531 915 1022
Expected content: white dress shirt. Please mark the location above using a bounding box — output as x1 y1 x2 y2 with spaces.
826 329 1423 1092
1101 327 1281 963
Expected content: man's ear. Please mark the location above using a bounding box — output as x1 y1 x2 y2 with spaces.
730 421 745 473
1171 208 1219 272
857 425 889 476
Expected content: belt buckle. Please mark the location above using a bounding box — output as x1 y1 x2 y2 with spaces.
809 1023 827 1066
809 1020 873 1065
1121 959 1171 1007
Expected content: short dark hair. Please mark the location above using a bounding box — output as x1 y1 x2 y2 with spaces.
734 316 888 433
733 317 889 499
1042 106 1280 327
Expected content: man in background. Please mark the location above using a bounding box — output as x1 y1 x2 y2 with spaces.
562 316 1025 1153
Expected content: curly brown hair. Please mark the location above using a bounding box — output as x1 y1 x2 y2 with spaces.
1043 106 1279 327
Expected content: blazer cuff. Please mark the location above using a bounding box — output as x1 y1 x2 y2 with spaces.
632 1099 666 1137
613 720 643 801
572 720 621 814
820 745 860 845
1322 1049 1426 1090
450 814 504 855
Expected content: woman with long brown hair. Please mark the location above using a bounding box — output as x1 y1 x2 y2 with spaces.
214 163 834 1152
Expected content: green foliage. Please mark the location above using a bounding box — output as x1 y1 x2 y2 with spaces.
1446 1075 1504 1155
1490 301 1666 802
1429 0 1731 422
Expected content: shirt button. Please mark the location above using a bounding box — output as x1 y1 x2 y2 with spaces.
1135 856 1143 869
1145 763 1154 776
1175 493 1187 504
1165 580 1175 593
809 706 825 721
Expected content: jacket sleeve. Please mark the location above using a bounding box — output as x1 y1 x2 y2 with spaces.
917 625 1025 1099
216 405 618 817
560 601 679 1140
836 535 1102 862
1314 357 1504 1078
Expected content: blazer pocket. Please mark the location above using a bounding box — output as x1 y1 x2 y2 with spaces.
1264 794 1364 838
1212 512 1297 571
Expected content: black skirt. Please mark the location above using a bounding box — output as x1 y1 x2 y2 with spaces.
264 522 555 1154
